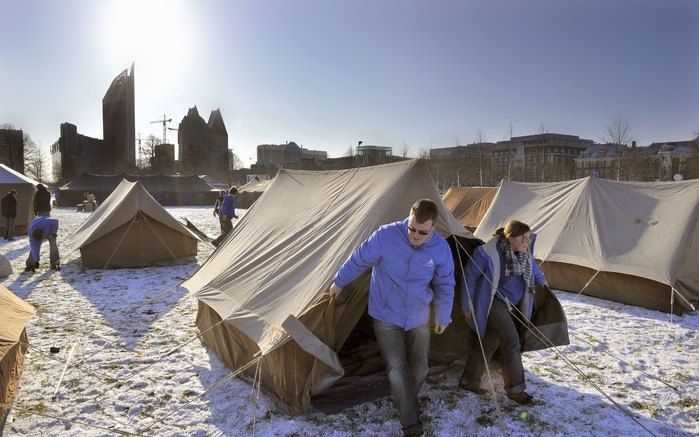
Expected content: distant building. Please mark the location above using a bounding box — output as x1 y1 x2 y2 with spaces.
575 143 627 179
50 122 105 183
154 143 175 174
645 140 698 180
0 128 24 173
492 133 593 182
255 141 328 169
178 106 229 178
102 63 136 173
428 143 496 187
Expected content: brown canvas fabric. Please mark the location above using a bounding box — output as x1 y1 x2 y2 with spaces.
0 164 38 236
0 286 35 422
443 186 498 231
475 178 699 314
67 180 199 268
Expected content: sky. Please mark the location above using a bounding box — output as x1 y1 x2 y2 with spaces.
1 0 697 174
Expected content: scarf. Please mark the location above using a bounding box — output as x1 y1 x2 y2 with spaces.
501 238 533 291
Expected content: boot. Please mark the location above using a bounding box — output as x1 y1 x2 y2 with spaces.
458 374 487 395
507 391 533 405
50 261 61 271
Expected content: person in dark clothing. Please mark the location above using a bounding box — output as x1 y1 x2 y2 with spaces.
1 189 18 240
211 186 239 247
34 183 51 217
213 189 227 232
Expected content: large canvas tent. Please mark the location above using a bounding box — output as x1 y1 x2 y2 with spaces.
67 179 199 268
182 159 569 414
475 177 699 314
0 286 35 429
236 177 272 209
0 164 38 236
443 186 498 231
59 173 217 206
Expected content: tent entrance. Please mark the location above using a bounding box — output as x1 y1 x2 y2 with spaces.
309 235 482 413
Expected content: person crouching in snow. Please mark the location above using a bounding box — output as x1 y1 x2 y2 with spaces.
459 219 547 405
25 216 60 272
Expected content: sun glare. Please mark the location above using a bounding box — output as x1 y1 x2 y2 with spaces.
99 0 197 74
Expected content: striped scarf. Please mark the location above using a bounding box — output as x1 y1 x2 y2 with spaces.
501 238 532 290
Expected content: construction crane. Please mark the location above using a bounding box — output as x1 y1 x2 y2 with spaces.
150 114 173 144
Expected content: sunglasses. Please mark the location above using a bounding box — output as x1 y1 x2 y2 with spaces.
408 226 431 236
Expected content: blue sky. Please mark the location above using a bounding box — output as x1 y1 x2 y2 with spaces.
1 0 697 171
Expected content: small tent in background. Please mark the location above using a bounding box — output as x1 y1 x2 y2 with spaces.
67 179 199 268
236 177 272 209
0 164 38 236
182 159 568 414
475 177 699 314
443 186 498 231
0 286 35 432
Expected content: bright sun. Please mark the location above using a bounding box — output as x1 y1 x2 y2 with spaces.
98 0 197 73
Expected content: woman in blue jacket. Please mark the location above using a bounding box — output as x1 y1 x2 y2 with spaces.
459 220 547 405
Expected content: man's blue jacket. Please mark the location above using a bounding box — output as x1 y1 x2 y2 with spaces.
334 218 455 330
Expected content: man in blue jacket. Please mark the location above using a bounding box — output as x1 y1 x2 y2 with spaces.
212 186 239 247
25 216 60 272
329 199 455 437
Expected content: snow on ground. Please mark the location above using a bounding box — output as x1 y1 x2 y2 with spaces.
2 206 697 436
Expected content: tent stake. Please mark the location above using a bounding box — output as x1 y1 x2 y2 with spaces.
52 341 77 401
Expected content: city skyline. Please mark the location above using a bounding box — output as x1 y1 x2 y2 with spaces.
1 0 697 176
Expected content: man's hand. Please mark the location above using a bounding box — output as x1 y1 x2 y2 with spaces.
328 283 343 299
434 324 447 334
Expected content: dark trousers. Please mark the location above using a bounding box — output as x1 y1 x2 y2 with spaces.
212 218 233 246
463 298 526 394
26 235 59 268
373 319 430 428
3 216 14 239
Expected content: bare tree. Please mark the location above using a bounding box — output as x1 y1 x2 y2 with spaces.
24 133 47 182
473 130 487 186
139 134 162 171
398 141 411 158
345 144 355 157
602 115 632 146
538 122 549 134
417 147 430 159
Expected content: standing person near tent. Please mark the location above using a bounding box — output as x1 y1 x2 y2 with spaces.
212 186 239 247
24 216 60 272
34 183 51 217
459 219 548 405
1 189 17 241
212 189 227 232
328 199 455 437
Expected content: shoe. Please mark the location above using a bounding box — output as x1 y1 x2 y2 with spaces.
507 391 533 405
458 375 487 395
7 237 14 241
24 266 35 273
403 421 424 437
50 262 61 271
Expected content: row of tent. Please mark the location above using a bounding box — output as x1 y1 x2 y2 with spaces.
58 173 219 206
2 159 698 423
0 164 40 237
444 177 699 315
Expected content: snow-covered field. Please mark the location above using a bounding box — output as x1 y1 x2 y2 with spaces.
2 207 697 436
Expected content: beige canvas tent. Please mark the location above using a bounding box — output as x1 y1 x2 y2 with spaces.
0 286 35 428
0 164 38 236
236 177 272 209
475 177 699 314
443 186 498 231
182 159 568 414
67 179 199 268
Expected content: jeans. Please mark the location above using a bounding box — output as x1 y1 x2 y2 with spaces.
37 211 50 217
3 216 14 239
373 318 430 428
26 235 60 268
462 298 526 394
211 218 233 246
